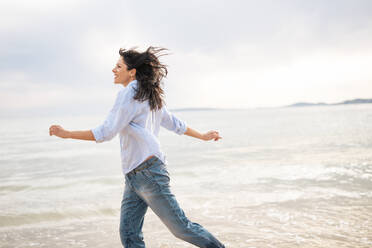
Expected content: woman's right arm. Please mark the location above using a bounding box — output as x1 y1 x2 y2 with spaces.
160 106 222 141
184 127 222 141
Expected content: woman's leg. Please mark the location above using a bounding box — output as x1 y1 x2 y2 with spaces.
119 177 148 248
130 158 225 248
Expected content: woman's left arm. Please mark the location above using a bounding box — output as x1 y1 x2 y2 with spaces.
50 89 136 142
49 125 96 141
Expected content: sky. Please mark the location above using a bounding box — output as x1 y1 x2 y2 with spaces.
1 0 372 116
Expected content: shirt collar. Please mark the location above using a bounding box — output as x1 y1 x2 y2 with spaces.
127 79 138 89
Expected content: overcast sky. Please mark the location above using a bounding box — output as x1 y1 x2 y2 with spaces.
1 0 371 116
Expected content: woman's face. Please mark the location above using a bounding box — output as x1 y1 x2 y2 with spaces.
112 57 135 86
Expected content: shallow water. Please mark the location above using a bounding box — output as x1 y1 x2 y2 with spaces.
1 104 371 247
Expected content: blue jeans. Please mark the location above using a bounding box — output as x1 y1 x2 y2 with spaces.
119 156 225 248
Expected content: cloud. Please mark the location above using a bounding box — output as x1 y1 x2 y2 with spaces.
0 0 372 115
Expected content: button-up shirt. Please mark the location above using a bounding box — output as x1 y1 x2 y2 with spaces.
91 80 187 175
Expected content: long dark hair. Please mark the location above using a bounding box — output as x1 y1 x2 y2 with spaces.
119 46 168 111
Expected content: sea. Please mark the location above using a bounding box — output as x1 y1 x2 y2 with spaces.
0 104 371 248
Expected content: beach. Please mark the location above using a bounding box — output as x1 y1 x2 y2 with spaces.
1 104 371 247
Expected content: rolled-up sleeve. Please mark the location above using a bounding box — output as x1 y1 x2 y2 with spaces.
91 91 137 143
160 105 187 135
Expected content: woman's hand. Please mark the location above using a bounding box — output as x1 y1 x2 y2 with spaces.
49 125 70 139
202 130 222 141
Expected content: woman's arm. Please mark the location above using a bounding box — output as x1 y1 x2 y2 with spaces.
184 127 222 141
160 106 221 141
49 90 137 142
49 125 96 141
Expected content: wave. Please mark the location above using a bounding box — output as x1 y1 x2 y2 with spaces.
0 185 30 193
0 207 119 228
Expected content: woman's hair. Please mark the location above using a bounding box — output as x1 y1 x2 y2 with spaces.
119 46 169 111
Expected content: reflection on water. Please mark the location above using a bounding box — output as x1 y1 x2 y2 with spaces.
1 104 372 247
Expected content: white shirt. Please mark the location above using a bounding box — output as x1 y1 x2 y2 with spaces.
91 80 187 175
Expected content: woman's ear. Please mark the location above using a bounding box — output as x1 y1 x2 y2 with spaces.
130 68 136 77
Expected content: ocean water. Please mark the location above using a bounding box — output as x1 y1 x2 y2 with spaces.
0 104 371 248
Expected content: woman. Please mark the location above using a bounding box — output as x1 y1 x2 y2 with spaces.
49 46 225 248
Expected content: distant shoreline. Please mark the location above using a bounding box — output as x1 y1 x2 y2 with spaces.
285 98 372 108
2 98 371 118
171 98 372 112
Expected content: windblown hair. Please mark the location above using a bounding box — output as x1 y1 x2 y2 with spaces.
119 46 169 111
